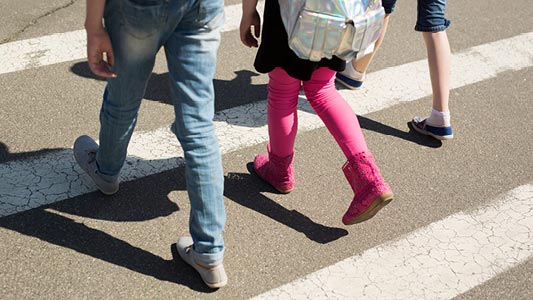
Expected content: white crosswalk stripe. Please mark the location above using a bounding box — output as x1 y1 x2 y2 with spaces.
251 184 533 300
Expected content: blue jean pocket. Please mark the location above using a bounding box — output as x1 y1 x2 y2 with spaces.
120 0 166 39
195 0 225 30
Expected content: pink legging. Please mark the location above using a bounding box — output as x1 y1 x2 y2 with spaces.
267 67 368 159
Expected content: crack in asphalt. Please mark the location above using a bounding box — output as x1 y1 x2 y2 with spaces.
0 0 78 45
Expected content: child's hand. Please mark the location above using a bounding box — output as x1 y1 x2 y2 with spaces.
86 29 117 78
240 10 261 48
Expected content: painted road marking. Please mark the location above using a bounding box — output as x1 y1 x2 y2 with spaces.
252 184 533 300
0 1 265 75
1 32 532 217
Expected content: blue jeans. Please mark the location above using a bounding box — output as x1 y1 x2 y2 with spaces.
96 0 226 266
381 0 450 32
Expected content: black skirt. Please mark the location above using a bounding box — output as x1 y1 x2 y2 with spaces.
254 0 346 81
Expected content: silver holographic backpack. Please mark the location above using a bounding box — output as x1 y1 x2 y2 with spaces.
279 0 385 62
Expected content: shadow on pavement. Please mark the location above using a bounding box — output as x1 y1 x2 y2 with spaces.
224 169 348 244
0 166 216 293
358 116 443 148
70 62 267 112
0 142 65 164
70 61 443 146
51 166 183 222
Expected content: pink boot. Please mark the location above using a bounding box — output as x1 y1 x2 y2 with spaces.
253 144 295 193
342 151 393 225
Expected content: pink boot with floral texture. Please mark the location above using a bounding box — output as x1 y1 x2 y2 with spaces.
342 151 393 225
253 144 295 193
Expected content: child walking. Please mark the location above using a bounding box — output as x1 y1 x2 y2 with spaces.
240 0 393 225
336 0 453 140
76 0 227 288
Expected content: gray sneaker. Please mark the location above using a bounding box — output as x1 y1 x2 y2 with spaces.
73 135 119 195
175 236 227 289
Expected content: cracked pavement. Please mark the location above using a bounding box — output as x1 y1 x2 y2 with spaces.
253 185 533 299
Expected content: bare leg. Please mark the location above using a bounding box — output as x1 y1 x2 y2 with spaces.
423 30 451 112
411 30 453 140
352 14 391 73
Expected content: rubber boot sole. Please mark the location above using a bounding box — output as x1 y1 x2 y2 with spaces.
343 192 394 225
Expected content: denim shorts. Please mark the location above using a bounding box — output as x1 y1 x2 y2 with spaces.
381 0 451 32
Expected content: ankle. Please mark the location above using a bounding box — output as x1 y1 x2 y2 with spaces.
344 62 365 80
426 108 451 127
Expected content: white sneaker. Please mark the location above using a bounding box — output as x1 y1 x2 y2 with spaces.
73 135 119 195
175 236 227 289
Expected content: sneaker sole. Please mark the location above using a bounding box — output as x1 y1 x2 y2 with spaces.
204 276 227 289
335 73 363 90
410 121 453 141
343 192 394 225
206 282 226 288
98 186 119 196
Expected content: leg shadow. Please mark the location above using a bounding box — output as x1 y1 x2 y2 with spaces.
0 166 223 292
357 116 442 148
70 62 268 112
224 169 348 244
0 208 214 292
0 142 65 163
293 96 442 148
52 166 183 222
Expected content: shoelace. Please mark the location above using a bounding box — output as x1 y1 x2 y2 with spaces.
86 150 98 173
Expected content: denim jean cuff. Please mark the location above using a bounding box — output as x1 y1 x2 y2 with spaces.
192 248 225 267
415 19 451 32
95 159 120 180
